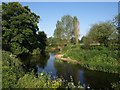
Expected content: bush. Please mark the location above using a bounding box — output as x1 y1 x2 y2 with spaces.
32 48 41 55
2 51 24 88
16 72 63 88
112 81 120 90
2 51 84 89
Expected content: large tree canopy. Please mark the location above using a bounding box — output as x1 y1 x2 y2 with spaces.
83 22 118 46
2 2 47 55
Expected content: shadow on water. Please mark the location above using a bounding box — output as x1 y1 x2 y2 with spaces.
19 54 49 73
20 53 119 90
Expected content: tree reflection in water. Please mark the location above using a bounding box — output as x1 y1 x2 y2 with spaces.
19 53 119 90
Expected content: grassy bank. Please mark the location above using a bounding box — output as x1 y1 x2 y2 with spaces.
60 45 120 74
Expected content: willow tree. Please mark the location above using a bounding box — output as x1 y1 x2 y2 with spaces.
73 16 80 45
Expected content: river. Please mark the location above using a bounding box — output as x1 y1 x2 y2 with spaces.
21 53 119 90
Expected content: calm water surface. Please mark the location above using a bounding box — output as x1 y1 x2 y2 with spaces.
21 53 119 90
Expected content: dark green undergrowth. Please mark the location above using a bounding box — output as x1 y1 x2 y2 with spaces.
62 45 120 74
112 81 120 90
2 51 84 89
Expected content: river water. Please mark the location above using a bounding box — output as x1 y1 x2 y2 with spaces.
21 53 119 90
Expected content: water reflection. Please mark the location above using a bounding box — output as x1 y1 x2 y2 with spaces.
21 53 119 90
54 60 81 85
84 70 119 90
79 70 85 85
37 53 57 78
20 54 49 72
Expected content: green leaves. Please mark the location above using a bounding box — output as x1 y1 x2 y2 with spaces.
63 45 120 74
16 72 63 88
73 16 79 45
2 2 46 56
2 51 24 88
54 15 79 44
84 22 118 46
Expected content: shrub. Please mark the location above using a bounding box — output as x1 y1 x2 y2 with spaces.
2 51 24 88
16 72 62 88
32 48 41 55
112 81 120 90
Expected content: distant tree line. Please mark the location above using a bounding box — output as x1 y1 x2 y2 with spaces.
80 14 120 48
53 14 119 48
82 21 118 47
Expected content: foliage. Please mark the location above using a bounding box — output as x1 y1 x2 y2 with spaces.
0 60 2 90
54 20 64 39
2 2 47 56
16 72 62 88
32 48 41 55
16 72 84 89
113 14 120 28
54 15 80 44
0 4 1 31
37 31 47 51
62 45 120 74
2 51 84 89
112 81 120 90
0 5 1 88
2 51 24 88
113 14 120 58
83 22 118 47
73 16 80 45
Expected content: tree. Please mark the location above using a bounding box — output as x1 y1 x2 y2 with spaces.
80 36 86 43
54 20 64 39
54 15 80 44
73 16 80 45
61 15 74 42
84 22 117 46
113 14 120 28
2 2 47 55
113 14 120 45
37 31 47 54
2 51 24 88
113 14 120 58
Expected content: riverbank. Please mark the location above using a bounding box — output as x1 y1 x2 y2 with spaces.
2 50 85 89
55 54 80 64
57 45 120 74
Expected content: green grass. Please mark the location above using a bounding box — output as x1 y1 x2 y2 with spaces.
61 45 120 74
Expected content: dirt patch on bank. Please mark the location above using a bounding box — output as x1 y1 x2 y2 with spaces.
55 54 80 64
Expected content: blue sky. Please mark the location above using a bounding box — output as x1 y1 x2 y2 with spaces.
20 2 118 39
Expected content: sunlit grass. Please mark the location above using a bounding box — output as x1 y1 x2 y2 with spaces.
62 45 120 74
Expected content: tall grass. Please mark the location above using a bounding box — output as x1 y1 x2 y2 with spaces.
62 45 120 74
